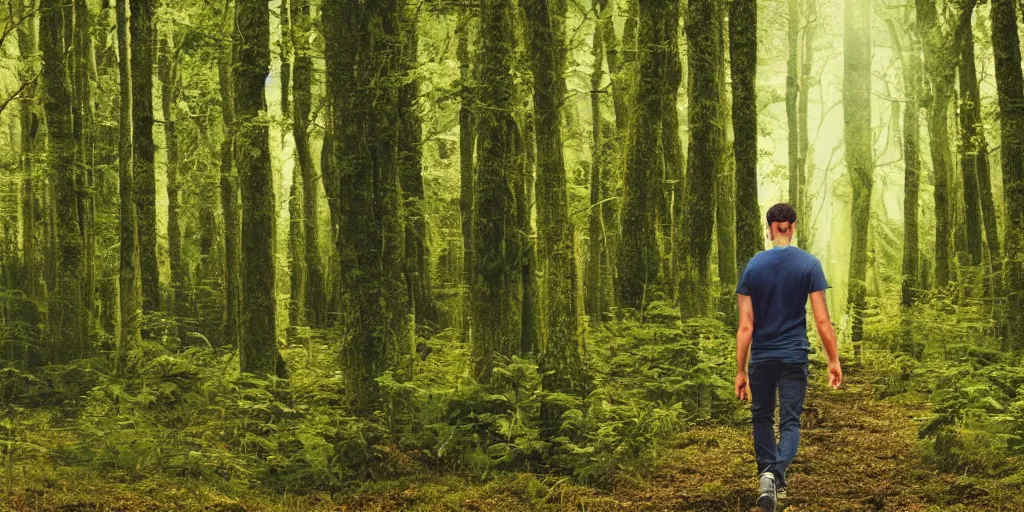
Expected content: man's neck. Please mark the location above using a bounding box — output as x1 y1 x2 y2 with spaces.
773 238 793 248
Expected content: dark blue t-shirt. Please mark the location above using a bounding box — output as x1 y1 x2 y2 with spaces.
736 245 829 364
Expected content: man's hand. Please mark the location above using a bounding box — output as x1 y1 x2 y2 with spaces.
735 371 749 401
828 359 843 389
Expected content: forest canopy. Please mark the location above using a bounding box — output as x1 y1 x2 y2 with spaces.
1 0 1024 509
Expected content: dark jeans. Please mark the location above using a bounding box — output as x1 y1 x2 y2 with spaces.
749 360 808 488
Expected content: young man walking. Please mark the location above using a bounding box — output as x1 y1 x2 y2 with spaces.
734 203 842 512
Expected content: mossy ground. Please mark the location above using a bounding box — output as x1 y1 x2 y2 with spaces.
3 369 1020 511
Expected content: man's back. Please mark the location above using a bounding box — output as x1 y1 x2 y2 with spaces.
736 246 828 364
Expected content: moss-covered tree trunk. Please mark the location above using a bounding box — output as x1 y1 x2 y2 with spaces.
715 6 737 314
456 12 475 342
325 0 411 410
469 0 524 380
522 0 587 418
798 0 816 251
845 0 873 361
115 0 140 364
235 0 284 376
680 0 721 319
617 0 668 311
399 3 437 329
586 14 605 325
991 0 1024 351
218 0 240 348
131 0 159 313
786 0 800 210
42 0 88 362
894 21 921 308
72 0 95 325
730 0 758 275
291 0 328 328
662 2 685 300
957 26 986 271
160 36 185 338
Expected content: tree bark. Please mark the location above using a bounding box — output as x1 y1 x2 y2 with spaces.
235 0 285 376
586 11 605 324
957 25 984 270
844 0 872 360
291 0 328 328
116 0 140 365
990 0 1024 350
218 0 240 349
730 0 759 276
399 3 437 328
131 0 159 313
456 12 475 342
42 0 88 362
786 0 800 210
325 0 412 409
798 0 816 251
617 0 668 311
680 0 721 319
468 0 524 380
522 0 588 421
160 36 185 338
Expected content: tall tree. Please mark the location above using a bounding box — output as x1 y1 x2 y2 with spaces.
160 36 185 335
786 0 800 210
730 0 758 275
16 0 40 308
798 0 816 250
662 0 685 298
617 0 667 311
916 0 976 288
990 0 1024 350
399 3 437 328
957 24 982 269
131 0 159 313
73 0 95 322
715 5 737 309
680 0 721 319
456 12 475 341
235 0 284 376
116 0 140 364
41 0 88 361
522 0 587 416
325 0 411 409
291 0 328 327
469 0 524 380
218 0 240 348
886 16 922 307
844 0 872 360
586 11 605 324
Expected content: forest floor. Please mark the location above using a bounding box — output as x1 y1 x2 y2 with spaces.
3 369 1021 511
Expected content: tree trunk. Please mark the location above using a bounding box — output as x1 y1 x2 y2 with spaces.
680 0 721 319
617 0 668 311
844 0 872 361
218 0 240 349
468 0 524 381
160 36 184 338
15 0 41 364
288 164 307 329
325 0 411 409
73 0 96 325
131 0 159 313
662 3 685 299
786 0 800 210
892 20 921 308
235 0 284 376
291 0 328 328
957 26 984 271
586 12 605 324
991 0 1024 350
715 5 736 313
730 0 759 275
522 0 588 422
41 0 88 362
798 0 816 251
115 0 140 366
399 3 437 329
456 12 475 342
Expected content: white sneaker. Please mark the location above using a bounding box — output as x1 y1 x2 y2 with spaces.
757 472 777 511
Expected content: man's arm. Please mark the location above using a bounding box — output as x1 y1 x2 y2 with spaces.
735 293 754 400
809 290 842 388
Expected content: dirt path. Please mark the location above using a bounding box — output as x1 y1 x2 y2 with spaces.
600 372 1018 512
